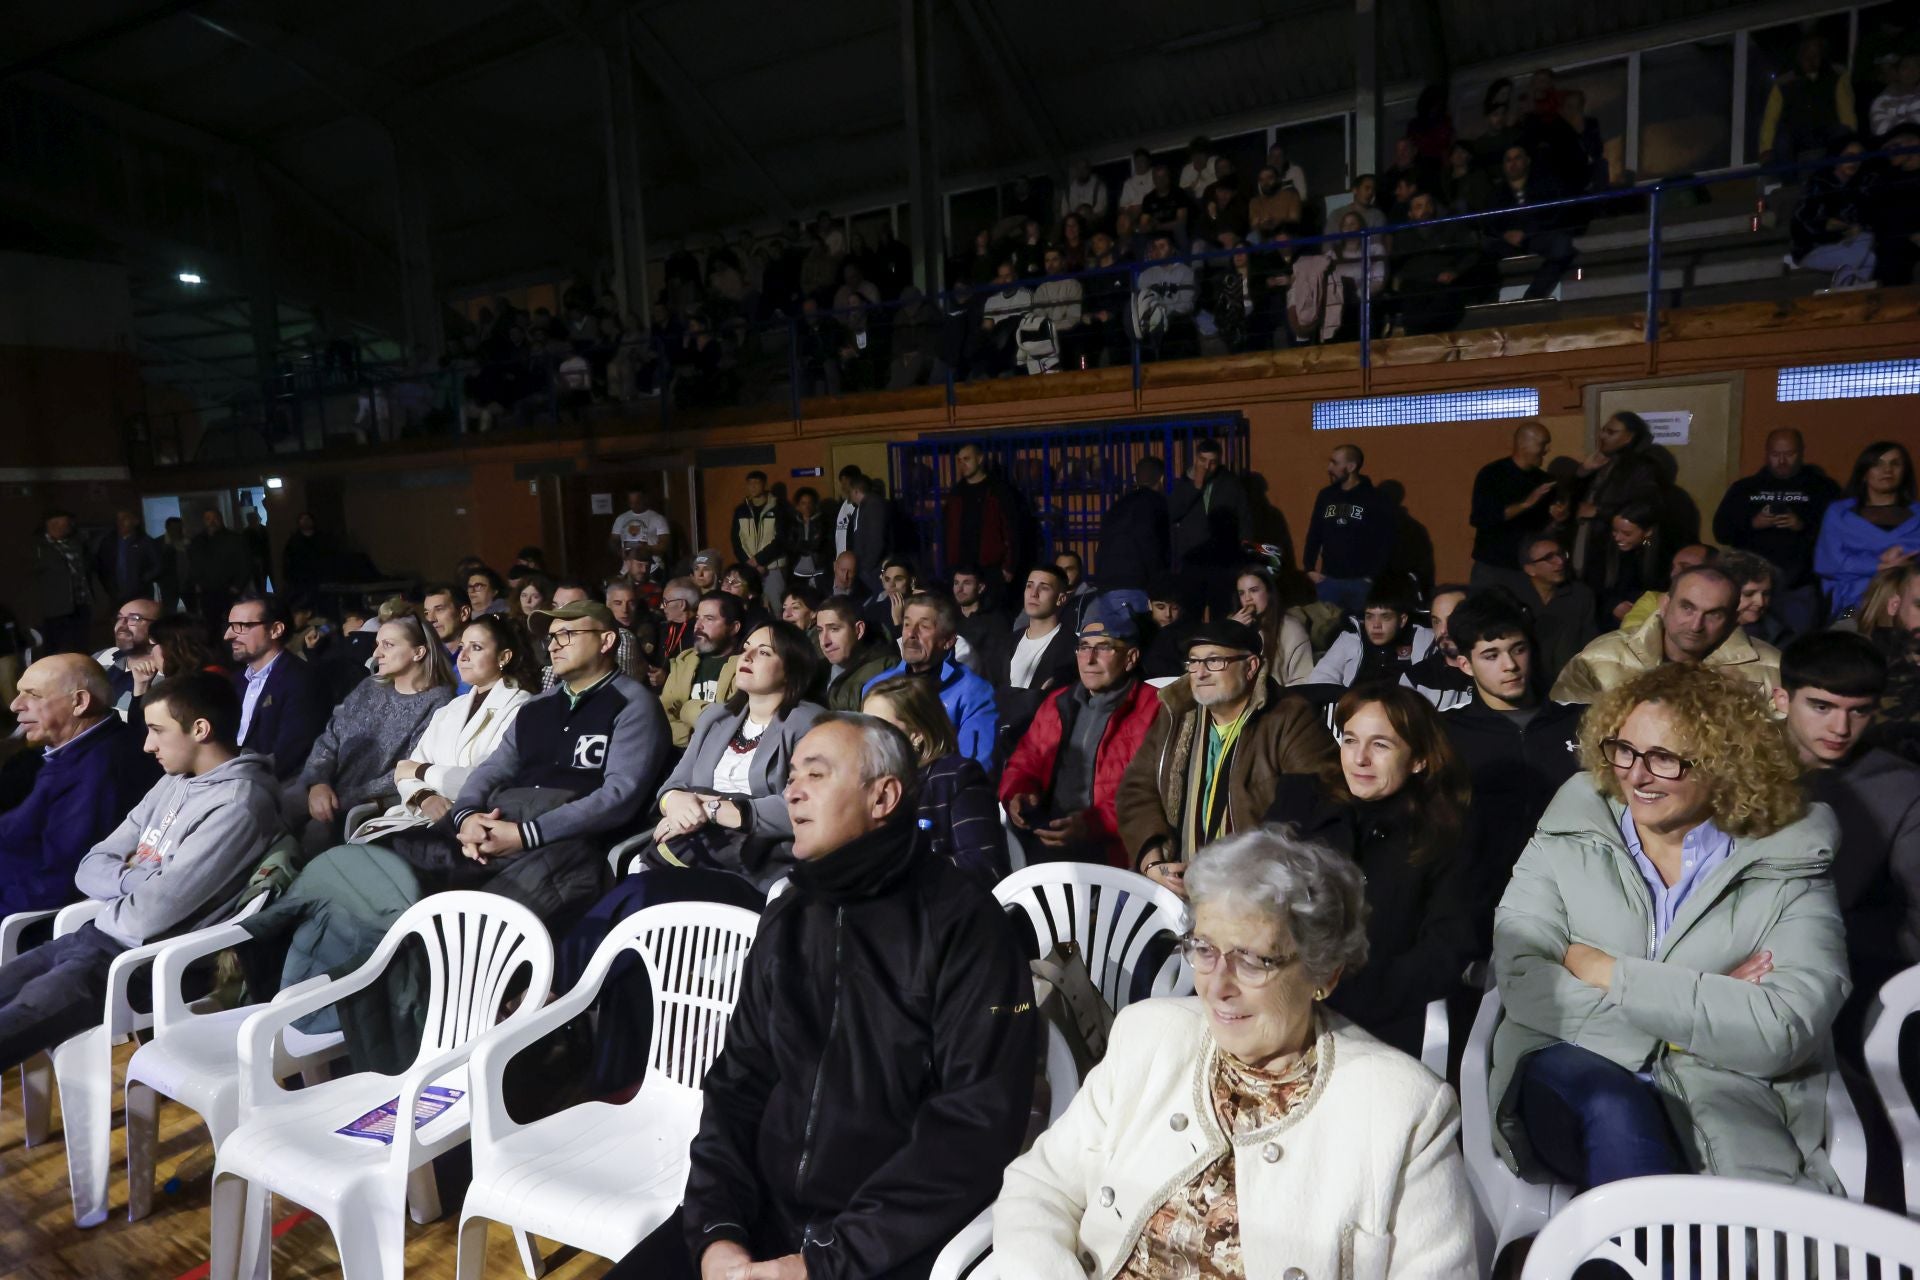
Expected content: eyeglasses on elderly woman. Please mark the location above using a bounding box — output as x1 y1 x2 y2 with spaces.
1175 935 1298 986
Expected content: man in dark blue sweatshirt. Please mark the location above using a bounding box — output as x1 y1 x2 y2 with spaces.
1711 428 1839 637
2 655 159 915
1302 443 1397 617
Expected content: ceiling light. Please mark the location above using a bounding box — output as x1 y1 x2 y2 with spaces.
178 272 202 285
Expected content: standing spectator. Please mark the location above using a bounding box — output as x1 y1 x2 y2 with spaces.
1169 438 1249 618
1117 147 1155 214
292 609 456 857
728 470 793 609
94 510 160 607
944 442 1025 593
863 592 999 768
1406 84 1457 162
1057 157 1109 226
1571 411 1667 591
846 473 892 594
1473 78 1523 175
1773 632 1920 1045
1490 664 1849 1193
816 595 894 712
986 564 1079 745
1519 537 1599 685
92 597 161 712
280 513 339 607
187 507 254 632
1815 440 1920 618
1562 89 1610 192
1264 684 1480 1056
157 516 190 610
1485 145 1576 299
1000 605 1160 869
1867 122 1920 286
1390 191 1485 334
1095 455 1171 600
1264 138 1310 200
660 593 744 750
609 488 670 581
227 594 322 785
241 509 271 594
1713 428 1840 635
1 654 160 914
1303 444 1396 617
1788 139 1877 288
32 510 93 655
1470 422 1560 597
1519 69 1590 196
1871 53 1920 138
1116 620 1335 894
786 486 833 593
1759 33 1858 164
862 675 1003 883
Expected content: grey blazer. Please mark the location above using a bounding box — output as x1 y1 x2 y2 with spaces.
657 699 826 885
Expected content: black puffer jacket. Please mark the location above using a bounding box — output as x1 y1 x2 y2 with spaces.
683 813 1038 1280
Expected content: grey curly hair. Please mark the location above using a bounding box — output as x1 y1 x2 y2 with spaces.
1183 825 1371 986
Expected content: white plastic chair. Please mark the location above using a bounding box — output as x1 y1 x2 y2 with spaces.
456 901 759 1278
1146 675 1177 688
124 913 350 1227
1518 1174 1920 1279
991 863 1191 1014
0 904 63 1146
1864 962 1920 1217
5 896 277 1228
608 831 648 878
208 893 554 1280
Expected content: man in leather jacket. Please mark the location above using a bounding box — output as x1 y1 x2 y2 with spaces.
609 713 1038 1280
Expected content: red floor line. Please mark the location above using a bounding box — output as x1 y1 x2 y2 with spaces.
168 1208 316 1280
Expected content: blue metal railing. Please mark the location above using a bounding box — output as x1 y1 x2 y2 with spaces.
129 147 1900 469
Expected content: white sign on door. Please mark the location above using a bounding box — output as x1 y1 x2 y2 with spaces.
1640 411 1692 446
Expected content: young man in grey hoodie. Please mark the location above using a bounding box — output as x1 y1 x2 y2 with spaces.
0 670 279 1070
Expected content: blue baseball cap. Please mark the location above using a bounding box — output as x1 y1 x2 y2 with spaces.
1077 597 1140 643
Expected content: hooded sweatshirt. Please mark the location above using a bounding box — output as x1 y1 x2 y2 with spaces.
72 751 281 948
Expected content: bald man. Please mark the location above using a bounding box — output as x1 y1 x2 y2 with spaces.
1712 427 1840 636
2 655 159 914
1470 421 1562 597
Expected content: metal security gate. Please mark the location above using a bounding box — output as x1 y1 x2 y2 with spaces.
889 413 1250 579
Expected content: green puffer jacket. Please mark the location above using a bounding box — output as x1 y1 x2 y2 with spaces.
1489 775 1849 1191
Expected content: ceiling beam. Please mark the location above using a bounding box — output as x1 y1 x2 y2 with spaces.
950 0 1064 176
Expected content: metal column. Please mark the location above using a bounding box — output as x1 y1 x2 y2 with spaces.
601 14 651 324
900 0 943 293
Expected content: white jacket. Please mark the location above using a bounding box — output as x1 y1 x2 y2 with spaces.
994 999 1474 1280
385 683 532 815
1306 624 1435 687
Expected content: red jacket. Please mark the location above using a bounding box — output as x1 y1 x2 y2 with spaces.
999 679 1162 868
944 475 1021 573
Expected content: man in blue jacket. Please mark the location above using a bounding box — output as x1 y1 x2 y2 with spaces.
2 655 160 915
1303 443 1397 617
226 593 325 781
864 592 999 767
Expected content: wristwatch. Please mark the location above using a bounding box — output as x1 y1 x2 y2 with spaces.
705 798 724 821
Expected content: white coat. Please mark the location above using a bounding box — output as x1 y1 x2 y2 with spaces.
383 682 532 816
993 998 1475 1280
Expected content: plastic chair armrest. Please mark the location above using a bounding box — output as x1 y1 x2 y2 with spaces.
237 971 371 1107
53 899 107 937
0 909 60 962
153 922 256 1030
929 1207 994 1280
467 976 604 1155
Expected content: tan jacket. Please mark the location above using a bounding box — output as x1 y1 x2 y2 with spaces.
1115 675 1335 866
1549 612 1782 705
660 648 740 748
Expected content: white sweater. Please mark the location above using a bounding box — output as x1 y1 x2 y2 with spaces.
994 999 1475 1280
385 683 532 815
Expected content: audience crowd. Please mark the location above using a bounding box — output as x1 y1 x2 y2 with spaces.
4 417 1920 1276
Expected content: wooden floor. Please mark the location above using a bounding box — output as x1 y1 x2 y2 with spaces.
0 1040 612 1279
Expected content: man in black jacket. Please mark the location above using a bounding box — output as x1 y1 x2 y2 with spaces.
1096 454 1171 602
623 714 1036 1280
846 474 891 595
1439 593 1582 926
1710 428 1838 637
1169 438 1248 618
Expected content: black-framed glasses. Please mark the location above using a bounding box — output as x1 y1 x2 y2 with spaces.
1599 737 1695 780
1527 548 1569 565
1183 652 1252 672
547 627 607 648
225 620 269 633
1176 935 1297 987
114 613 155 626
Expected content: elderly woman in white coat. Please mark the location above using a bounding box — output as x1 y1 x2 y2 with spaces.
994 826 1476 1279
363 615 537 832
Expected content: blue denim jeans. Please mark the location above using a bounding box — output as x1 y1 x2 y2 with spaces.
1518 1041 1686 1190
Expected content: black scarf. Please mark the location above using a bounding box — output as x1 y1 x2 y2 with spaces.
787 811 921 904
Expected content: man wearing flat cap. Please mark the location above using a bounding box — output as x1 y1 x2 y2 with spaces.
1115 618 1334 895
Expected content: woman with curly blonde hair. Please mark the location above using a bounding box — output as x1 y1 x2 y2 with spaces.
1487 662 1849 1194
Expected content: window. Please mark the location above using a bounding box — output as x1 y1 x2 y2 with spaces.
947 186 1000 255
1272 113 1351 201
1640 37 1737 176
1776 360 1920 401
1311 387 1541 430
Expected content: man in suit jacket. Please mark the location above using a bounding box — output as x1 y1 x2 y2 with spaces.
226 593 325 781
986 564 1080 755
